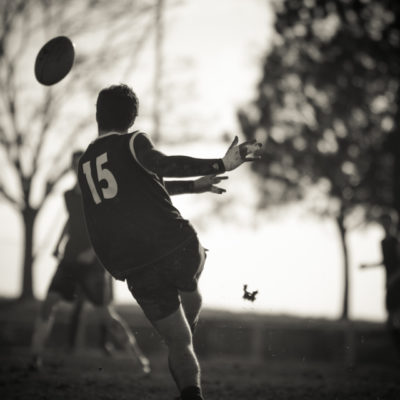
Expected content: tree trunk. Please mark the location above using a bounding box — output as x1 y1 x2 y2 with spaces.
393 89 400 229
336 214 349 320
19 207 38 301
152 0 164 143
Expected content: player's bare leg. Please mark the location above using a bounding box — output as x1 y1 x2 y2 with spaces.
99 306 151 373
180 289 202 334
152 305 203 400
68 296 85 352
30 291 62 370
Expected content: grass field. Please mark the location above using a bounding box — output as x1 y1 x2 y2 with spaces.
1 349 399 400
1 299 399 399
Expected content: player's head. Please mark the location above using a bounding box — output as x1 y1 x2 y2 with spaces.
96 84 139 133
379 209 399 235
71 150 83 175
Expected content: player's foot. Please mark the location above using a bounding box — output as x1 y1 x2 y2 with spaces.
27 354 43 371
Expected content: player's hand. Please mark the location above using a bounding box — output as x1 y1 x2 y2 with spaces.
77 248 96 264
193 174 228 194
222 136 262 171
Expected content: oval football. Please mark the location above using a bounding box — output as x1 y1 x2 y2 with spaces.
34 36 75 86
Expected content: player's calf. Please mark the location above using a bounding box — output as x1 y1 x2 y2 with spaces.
180 289 202 334
101 306 151 373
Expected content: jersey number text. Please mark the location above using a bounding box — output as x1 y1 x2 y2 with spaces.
82 153 118 204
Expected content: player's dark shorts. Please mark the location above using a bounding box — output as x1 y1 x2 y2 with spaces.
126 235 206 321
48 258 113 306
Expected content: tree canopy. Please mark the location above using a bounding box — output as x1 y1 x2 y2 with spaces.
239 0 399 219
238 0 400 319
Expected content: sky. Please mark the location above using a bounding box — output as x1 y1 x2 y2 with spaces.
0 0 389 322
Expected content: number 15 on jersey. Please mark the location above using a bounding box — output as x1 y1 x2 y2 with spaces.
82 152 118 204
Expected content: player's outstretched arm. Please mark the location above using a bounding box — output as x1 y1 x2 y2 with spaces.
222 136 262 171
134 133 224 177
193 174 228 194
165 175 228 195
52 221 69 259
133 133 261 178
164 180 194 195
360 261 383 269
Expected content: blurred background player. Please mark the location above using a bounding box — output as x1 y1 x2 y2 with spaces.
78 84 261 400
361 209 400 356
29 151 150 373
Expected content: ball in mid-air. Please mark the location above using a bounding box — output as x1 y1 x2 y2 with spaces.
34 36 75 86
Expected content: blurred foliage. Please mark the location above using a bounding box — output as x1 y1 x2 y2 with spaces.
238 0 399 319
238 0 399 224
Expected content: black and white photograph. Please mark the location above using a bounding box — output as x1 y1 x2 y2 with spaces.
0 1 399 399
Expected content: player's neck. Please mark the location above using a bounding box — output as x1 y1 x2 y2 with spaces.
98 128 128 136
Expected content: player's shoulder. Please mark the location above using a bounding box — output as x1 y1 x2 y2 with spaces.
130 130 153 150
63 187 75 202
126 130 152 157
79 133 119 160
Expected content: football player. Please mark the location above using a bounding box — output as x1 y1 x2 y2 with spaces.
360 209 400 356
29 151 150 373
78 84 261 400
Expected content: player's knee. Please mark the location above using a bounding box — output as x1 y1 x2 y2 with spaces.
165 324 193 351
167 339 193 358
180 289 202 310
153 306 194 350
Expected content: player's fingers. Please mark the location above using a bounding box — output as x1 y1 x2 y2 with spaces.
248 142 262 151
205 174 217 182
240 139 258 150
227 136 239 151
239 141 262 158
212 175 228 183
242 139 257 145
239 141 253 159
244 156 261 162
210 186 226 194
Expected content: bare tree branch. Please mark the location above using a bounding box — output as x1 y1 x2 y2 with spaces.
31 89 56 172
0 183 20 209
0 0 162 300
38 166 71 210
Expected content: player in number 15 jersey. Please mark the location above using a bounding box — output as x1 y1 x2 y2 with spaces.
78 84 261 400
79 130 220 280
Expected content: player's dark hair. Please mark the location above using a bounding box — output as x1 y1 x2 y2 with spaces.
380 209 398 225
96 84 139 132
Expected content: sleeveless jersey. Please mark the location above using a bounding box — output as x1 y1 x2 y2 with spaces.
62 187 92 262
78 131 197 280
